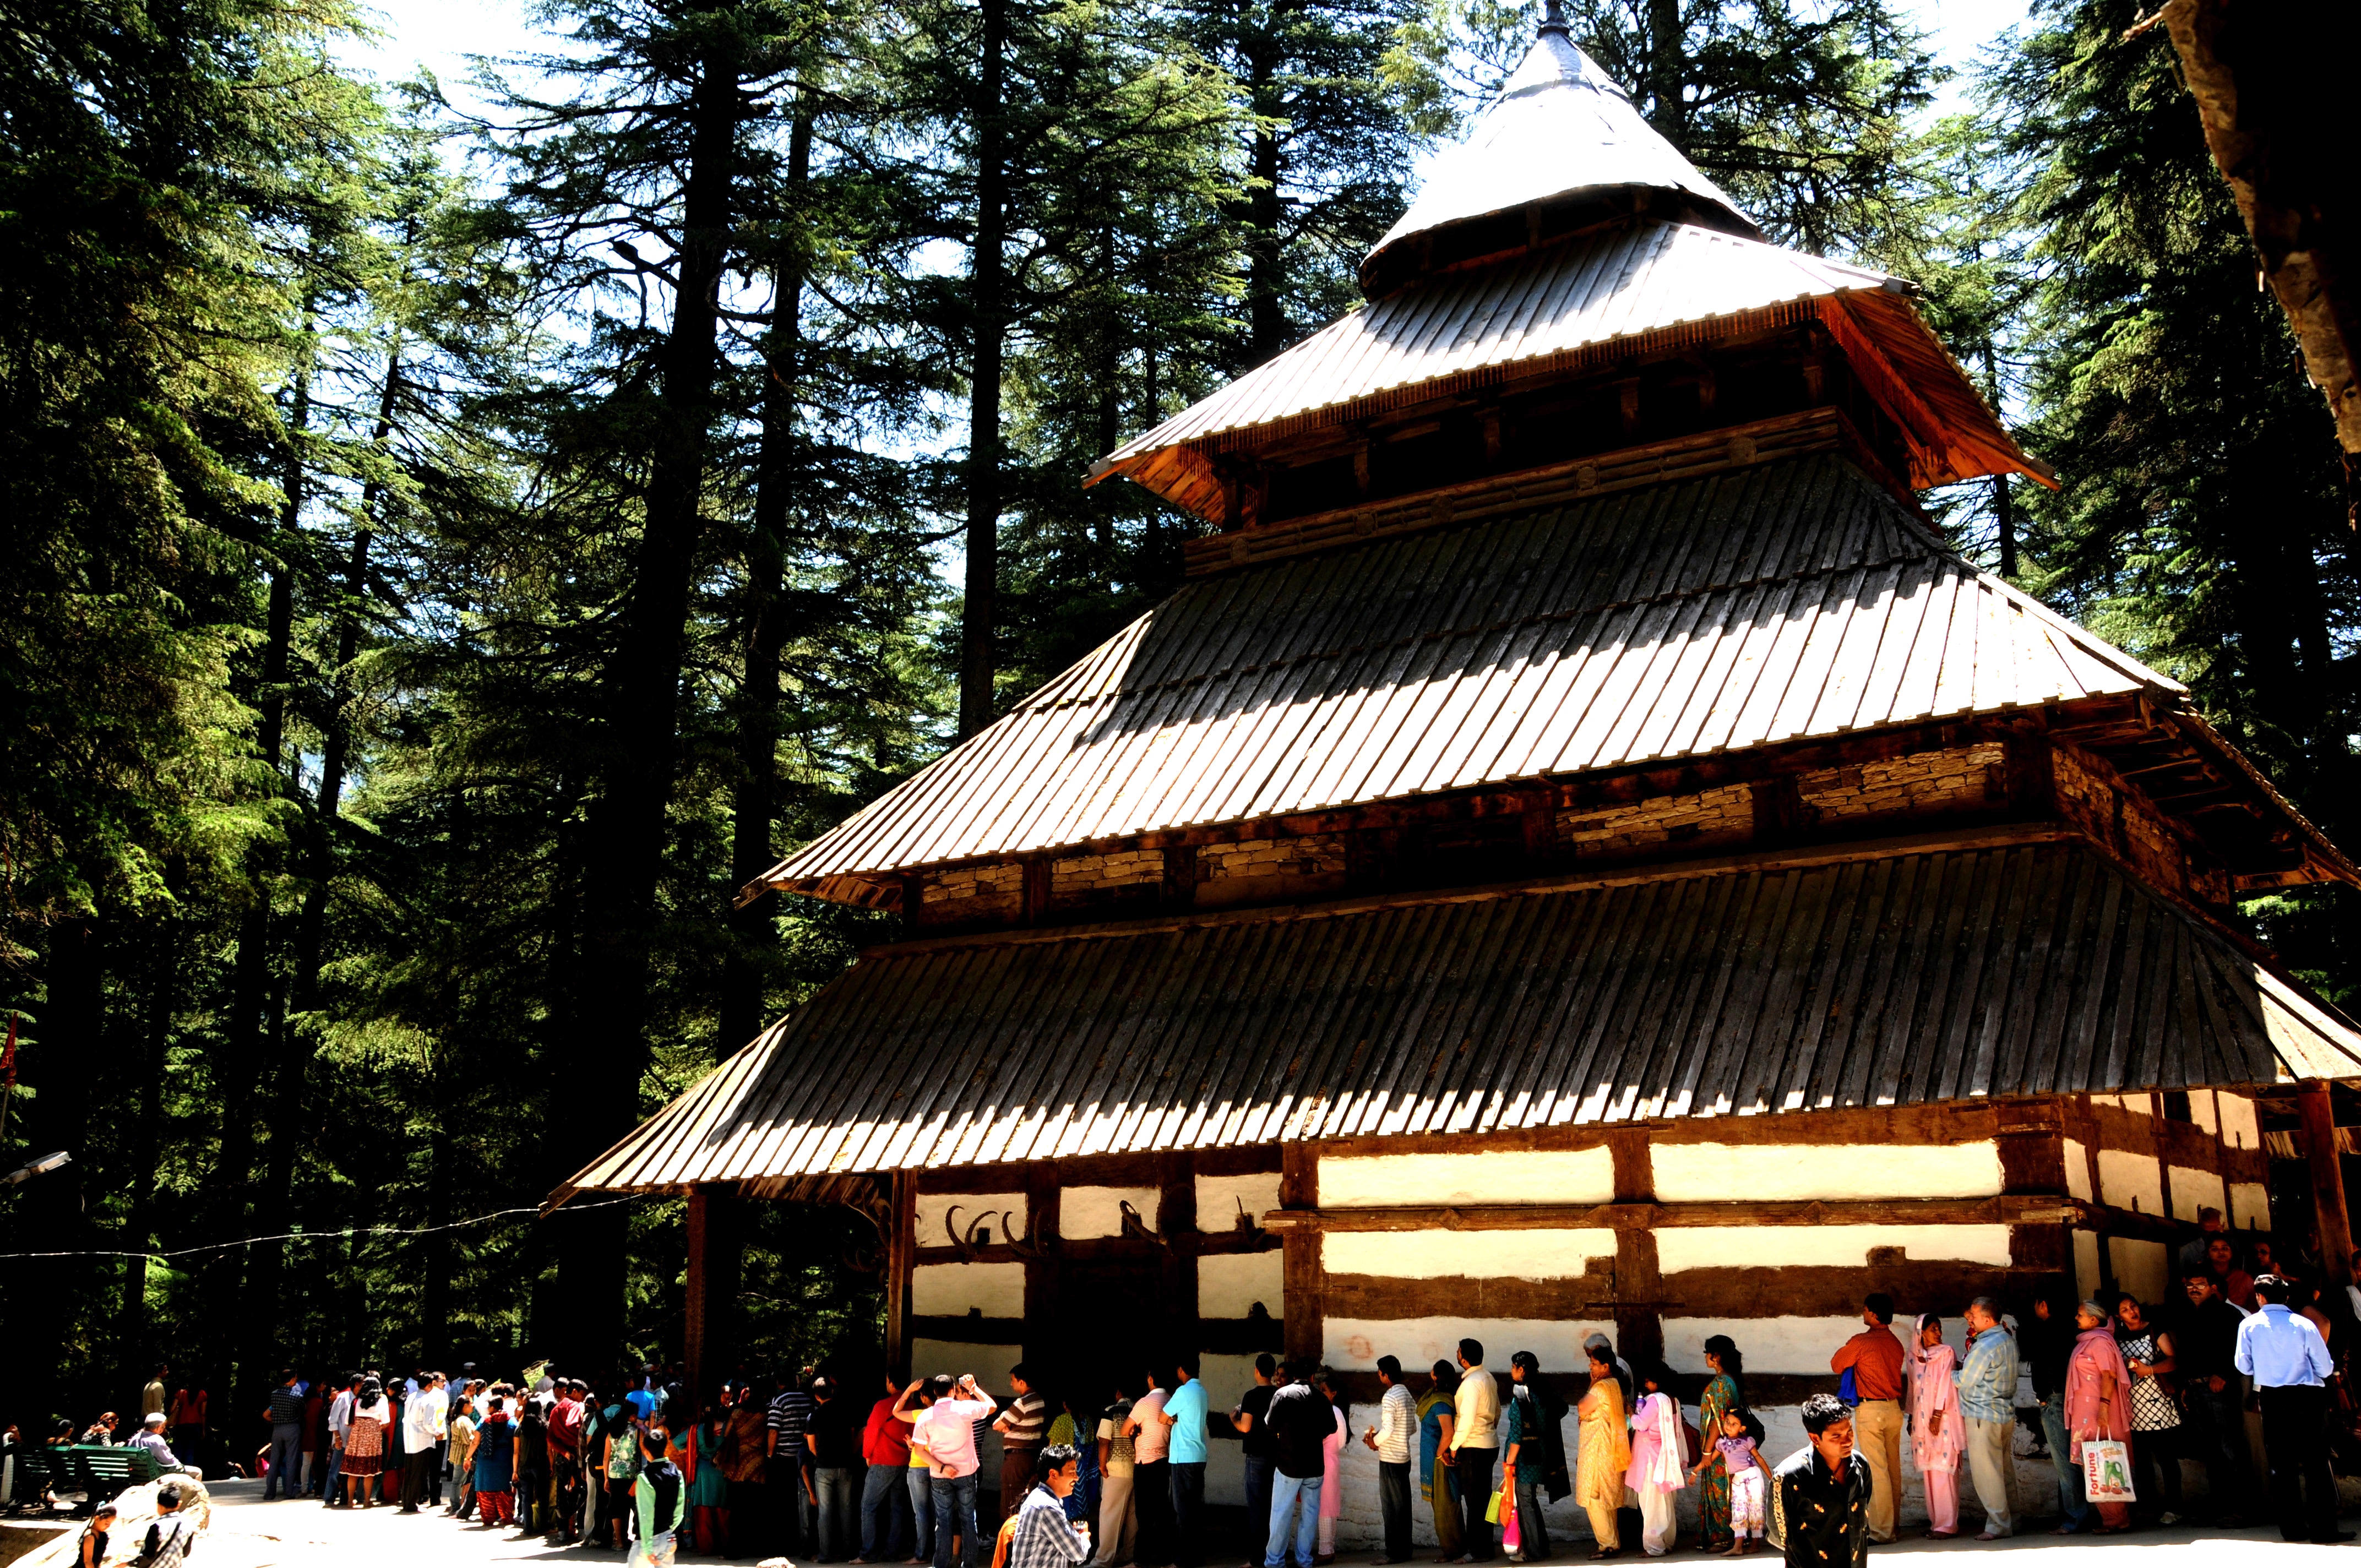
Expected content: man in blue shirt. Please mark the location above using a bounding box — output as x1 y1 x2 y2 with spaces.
1161 1359 1210 1568
2234 1274 2351 1543
1956 1300 2021 1539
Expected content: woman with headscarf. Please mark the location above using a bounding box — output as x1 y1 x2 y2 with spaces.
2063 1300 2132 1534
1574 1347 1630 1559
1623 1366 1685 1556
1417 1362 1463 1560
341 1379 389 1509
1907 1313 1965 1538
1692 1338 1744 1552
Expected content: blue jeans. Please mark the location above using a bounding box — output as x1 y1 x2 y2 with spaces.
2041 1391 2090 1528
1243 1456 1276 1566
1171 1461 1206 1567
907 1467 935 1560
320 1443 344 1500
1265 1473 1321 1568
815 1466 858 1560
932 1471 979 1568
265 1425 304 1499
862 1462 909 1560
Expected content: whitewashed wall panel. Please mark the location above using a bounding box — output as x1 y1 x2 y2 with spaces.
913 1261 1025 1318
1199 1354 1258 1506
1324 1316 1613 1373
2075 1231 2101 1300
1656 1224 2011 1272
1653 1141 2000 1202
2170 1166 2227 1223
2109 1237 2169 1305
917 1191 1025 1248
2218 1093 2260 1150
1320 1148 1615 1207
1325 1228 1617 1280
2096 1150 2163 1215
1199 1250 1285 1318
2064 1139 2092 1201
1198 1172 1283 1232
1060 1185 1161 1238
1664 1316 1902 1374
2231 1180 2271 1230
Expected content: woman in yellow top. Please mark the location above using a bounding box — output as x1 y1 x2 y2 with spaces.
1575 1348 1631 1559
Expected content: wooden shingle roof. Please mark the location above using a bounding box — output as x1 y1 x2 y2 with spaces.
762 451 2170 897
559 832 2361 1197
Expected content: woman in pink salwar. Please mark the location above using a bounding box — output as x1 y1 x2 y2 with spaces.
2062 1301 2134 1534
1908 1314 1965 1538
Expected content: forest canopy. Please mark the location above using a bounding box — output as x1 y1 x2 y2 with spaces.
0 0 2351 1430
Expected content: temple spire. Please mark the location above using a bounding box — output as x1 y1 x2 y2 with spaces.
1358 18 1757 296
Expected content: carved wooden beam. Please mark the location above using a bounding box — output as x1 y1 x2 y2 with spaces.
1260 1195 2088 1233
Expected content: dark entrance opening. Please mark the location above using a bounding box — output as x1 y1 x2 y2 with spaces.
1053 1254 1169 1404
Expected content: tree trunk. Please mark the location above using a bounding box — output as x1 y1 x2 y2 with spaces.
13 917 104 1423
559 33 742 1370
719 115 812 1063
959 0 1010 738
1647 0 1687 137
119 916 176 1362
206 349 311 1401
1993 472 2016 579
1243 28 1286 367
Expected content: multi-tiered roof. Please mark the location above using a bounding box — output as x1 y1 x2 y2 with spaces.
556 23 2361 1204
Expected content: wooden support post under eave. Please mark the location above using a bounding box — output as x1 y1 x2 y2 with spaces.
1161 1155 1200 1363
2297 1081 2355 1289
1281 1143 1322 1363
1026 1164 1064 1368
888 1171 918 1373
684 1185 743 1400
1606 1129 1663 1369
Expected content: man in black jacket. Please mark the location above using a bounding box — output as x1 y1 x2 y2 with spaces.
1261 1362 1335 1568
2177 1267 2250 1523
1774 1395 1869 1568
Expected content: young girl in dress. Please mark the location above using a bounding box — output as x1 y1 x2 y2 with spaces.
1691 1410 1770 1555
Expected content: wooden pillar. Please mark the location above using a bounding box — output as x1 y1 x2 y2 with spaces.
1280 1142 1322 1363
1607 1129 1663 1369
1998 1101 2072 1299
887 1170 918 1373
2297 1081 2354 1289
684 1185 743 1399
1025 1163 1063 1368
1160 1155 1200 1362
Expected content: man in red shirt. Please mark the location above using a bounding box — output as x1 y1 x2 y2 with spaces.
1830 1293 1906 1544
545 1379 585 1543
858 1373 915 1562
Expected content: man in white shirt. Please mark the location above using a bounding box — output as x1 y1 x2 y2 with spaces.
1361 1356 1417 1563
1445 1338 1500 1563
398 1371 449 1514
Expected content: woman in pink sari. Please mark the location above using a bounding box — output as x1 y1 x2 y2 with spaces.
1908 1313 1965 1538
2062 1300 2133 1534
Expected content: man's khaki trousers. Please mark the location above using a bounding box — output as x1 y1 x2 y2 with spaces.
1852 1398 1903 1543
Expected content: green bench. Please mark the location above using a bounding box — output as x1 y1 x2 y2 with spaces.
9 1445 162 1514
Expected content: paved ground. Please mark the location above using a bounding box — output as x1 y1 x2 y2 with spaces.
157 1481 2354 1567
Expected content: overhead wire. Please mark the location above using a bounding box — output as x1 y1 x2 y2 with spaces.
0 1193 643 1261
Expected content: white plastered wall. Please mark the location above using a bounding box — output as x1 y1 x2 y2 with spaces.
1060 1185 1161 1239
2217 1093 2261 1150
1198 1172 1283 1232
2064 1139 2093 1201
1325 1228 1616 1279
2170 1165 2228 1223
1663 1316 1902 1375
2109 1237 2170 1305
2096 1150 2163 1215
1199 1250 1285 1319
1320 1148 1615 1207
2232 1181 2271 1229
1653 1141 2001 1202
912 1261 1025 1318
2075 1231 2102 1300
1324 1316 1613 1374
916 1191 1026 1249
1199 1353 1258 1507
1656 1225 2011 1272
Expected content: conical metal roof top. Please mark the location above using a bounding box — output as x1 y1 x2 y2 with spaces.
1360 10 1757 294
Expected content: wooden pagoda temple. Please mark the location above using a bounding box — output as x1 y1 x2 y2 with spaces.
557 14 2361 1542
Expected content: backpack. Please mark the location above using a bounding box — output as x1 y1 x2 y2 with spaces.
641 1458 684 1533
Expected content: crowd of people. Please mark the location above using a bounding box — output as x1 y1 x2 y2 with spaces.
14 1215 2361 1565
